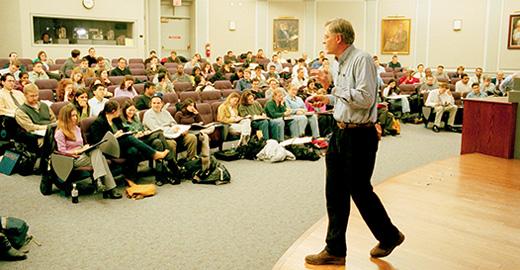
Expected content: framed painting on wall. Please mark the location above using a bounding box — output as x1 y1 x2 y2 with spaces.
381 18 411 55
508 14 520 49
273 18 299 52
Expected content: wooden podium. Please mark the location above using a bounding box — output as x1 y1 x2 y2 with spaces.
461 97 517 159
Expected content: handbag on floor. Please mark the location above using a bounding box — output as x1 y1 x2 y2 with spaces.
0 216 31 250
125 180 156 200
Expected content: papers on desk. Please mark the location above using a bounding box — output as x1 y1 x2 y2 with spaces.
279 136 312 147
77 139 108 154
385 94 410 100
31 129 47 137
162 125 191 139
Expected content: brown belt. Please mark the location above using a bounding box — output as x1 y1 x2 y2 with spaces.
336 121 375 129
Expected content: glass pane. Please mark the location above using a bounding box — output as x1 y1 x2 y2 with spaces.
33 16 134 46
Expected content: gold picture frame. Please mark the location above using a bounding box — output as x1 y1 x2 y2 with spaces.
273 18 299 52
381 18 411 55
508 14 520 49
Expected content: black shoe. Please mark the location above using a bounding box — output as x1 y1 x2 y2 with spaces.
168 177 181 185
445 125 456 132
370 231 405 258
432 125 440 133
0 247 27 261
40 174 53 196
103 189 122 199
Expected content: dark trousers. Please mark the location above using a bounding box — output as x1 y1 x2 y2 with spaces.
325 125 399 257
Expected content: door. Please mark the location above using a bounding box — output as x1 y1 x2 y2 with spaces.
160 17 191 59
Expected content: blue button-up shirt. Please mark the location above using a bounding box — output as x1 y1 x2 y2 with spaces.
330 45 378 124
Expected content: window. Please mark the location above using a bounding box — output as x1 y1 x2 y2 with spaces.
33 16 134 46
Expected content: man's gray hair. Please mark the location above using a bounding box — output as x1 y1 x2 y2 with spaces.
325 18 355 45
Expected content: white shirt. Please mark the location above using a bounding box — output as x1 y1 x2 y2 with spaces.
425 89 455 107
88 97 108 117
455 80 472 93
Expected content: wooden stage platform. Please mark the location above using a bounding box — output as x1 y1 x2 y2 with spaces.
273 153 520 270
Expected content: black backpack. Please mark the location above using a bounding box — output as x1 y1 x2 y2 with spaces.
0 216 30 249
285 144 321 161
236 135 266 160
11 142 38 176
179 156 231 185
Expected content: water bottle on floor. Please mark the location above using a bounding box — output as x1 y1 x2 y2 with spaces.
71 183 79 204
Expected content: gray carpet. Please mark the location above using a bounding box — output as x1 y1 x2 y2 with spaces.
0 124 461 270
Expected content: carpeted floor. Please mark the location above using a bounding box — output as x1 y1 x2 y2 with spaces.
0 124 461 270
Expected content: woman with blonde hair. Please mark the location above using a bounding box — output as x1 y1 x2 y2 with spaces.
55 103 122 199
217 92 252 145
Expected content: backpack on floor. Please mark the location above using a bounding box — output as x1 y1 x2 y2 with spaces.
193 159 231 185
0 216 30 249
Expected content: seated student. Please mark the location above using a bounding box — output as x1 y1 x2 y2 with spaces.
250 78 265 98
372 55 386 76
251 65 266 83
73 57 96 80
230 68 244 84
88 100 170 179
292 58 309 79
28 61 49 82
88 84 108 117
191 66 202 78
491 71 505 87
265 88 307 141
56 79 75 102
217 92 252 145
171 63 193 85
96 70 113 87
0 61 21 80
238 90 270 139
14 83 56 154
110 57 132 77
201 63 215 80
0 232 27 261
387 55 401 69
455 73 472 93
469 67 484 85
419 75 439 94
60 49 81 78
70 70 85 90
285 85 319 138
382 79 411 118
72 88 91 121
235 69 253 91
413 64 426 81
114 75 138 98
212 56 224 74
185 55 201 70
120 100 180 185
433 65 450 82
223 50 238 64
466 83 488 99
15 72 30 91
55 104 122 199
291 68 308 89
155 73 175 94
398 69 420 85
267 54 283 74
84 47 97 67
194 75 215 92
174 98 203 125
2 52 26 73
144 50 157 66
425 82 458 133
265 78 287 100
0 73 26 116
256 48 266 60
34 50 54 71
145 56 167 78
499 72 520 95
135 82 156 110
451 66 465 79
142 93 198 160
166 50 182 64
480 75 498 96
93 56 111 77
266 64 280 80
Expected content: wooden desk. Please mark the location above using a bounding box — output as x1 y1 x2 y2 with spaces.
461 97 517 158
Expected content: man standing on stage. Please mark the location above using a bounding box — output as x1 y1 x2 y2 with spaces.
305 18 404 266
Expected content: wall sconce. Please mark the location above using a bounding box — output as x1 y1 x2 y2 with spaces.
453 19 462 31
229 21 236 31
